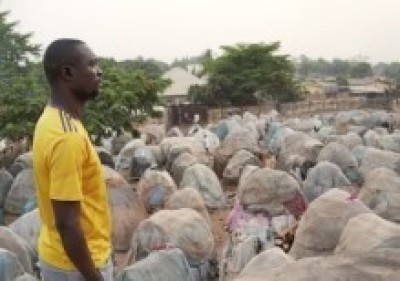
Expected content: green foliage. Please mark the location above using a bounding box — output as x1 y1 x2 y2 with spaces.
0 10 169 143
297 56 375 80
297 55 313 77
1 65 48 140
332 59 350 77
336 75 349 87
0 10 45 141
84 58 169 144
190 42 299 106
170 57 190 70
297 55 351 78
349 62 373 78
383 62 400 86
170 49 213 72
0 11 40 68
189 74 231 107
0 9 170 143
119 57 169 79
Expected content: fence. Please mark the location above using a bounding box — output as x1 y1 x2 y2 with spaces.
166 104 209 130
208 103 276 124
208 96 394 123
164 94 396 129
280 96 392 118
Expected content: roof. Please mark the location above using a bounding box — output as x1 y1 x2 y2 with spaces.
349 85 385 94
161 67 206 97
348 77 374 86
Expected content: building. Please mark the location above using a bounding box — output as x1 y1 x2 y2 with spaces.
302 76 391 99
160 67 207 104
348 77 390 98
348 85 386 98
301 79 339 97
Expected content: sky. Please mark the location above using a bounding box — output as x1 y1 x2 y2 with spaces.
2 0 400 63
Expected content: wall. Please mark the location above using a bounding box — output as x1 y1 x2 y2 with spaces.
208 96 393 123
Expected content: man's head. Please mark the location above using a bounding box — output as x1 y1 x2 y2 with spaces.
43 39 102 102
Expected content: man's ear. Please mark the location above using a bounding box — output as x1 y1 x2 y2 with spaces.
60 65 75 82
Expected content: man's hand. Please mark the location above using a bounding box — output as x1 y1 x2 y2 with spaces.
52 200 104 281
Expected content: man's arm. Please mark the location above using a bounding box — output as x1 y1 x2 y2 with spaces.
52 200 103 281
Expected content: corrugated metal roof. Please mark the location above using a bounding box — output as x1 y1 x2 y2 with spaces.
349 85 385 94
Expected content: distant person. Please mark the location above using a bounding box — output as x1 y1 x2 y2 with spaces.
32 39 112 281
193 113 200 124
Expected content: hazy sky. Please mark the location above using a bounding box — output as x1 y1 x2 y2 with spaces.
2 0 400 63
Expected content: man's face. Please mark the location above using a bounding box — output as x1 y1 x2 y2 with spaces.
70 44 102 102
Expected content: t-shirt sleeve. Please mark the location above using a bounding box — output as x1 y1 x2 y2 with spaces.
48 133 85 201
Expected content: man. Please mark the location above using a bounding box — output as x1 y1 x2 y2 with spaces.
32 39 112 281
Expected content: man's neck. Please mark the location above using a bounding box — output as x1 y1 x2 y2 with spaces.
50 88 84 119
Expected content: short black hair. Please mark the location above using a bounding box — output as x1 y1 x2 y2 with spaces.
43 39 85 83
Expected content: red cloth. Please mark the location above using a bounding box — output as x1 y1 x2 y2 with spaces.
226 200 269 233
282 191 307 219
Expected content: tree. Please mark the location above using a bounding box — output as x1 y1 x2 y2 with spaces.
191 42 299 106
0 10 169 143
383 62 400 86
350 62 373 78
331 59 350 77
336 75 349 87
84 58 169 144
295 56 373 80
0 10 45 140
171 50 213 72
372 62 388 76
189 74 232 107
297 55 313 77
295 56 351 79
119 57 169 79
170 57 190 70
314 58 331 76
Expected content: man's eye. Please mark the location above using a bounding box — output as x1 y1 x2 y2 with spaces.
89 60 98 67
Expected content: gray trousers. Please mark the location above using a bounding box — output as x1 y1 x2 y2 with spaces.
40 259 113 281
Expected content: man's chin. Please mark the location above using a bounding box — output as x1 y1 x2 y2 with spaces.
89 90 100 100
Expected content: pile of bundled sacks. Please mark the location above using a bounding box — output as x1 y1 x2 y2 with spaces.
2 108 400 280
228 109 400 281
0 122 224 281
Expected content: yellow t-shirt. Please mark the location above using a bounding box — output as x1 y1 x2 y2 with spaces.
32 105 111 270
